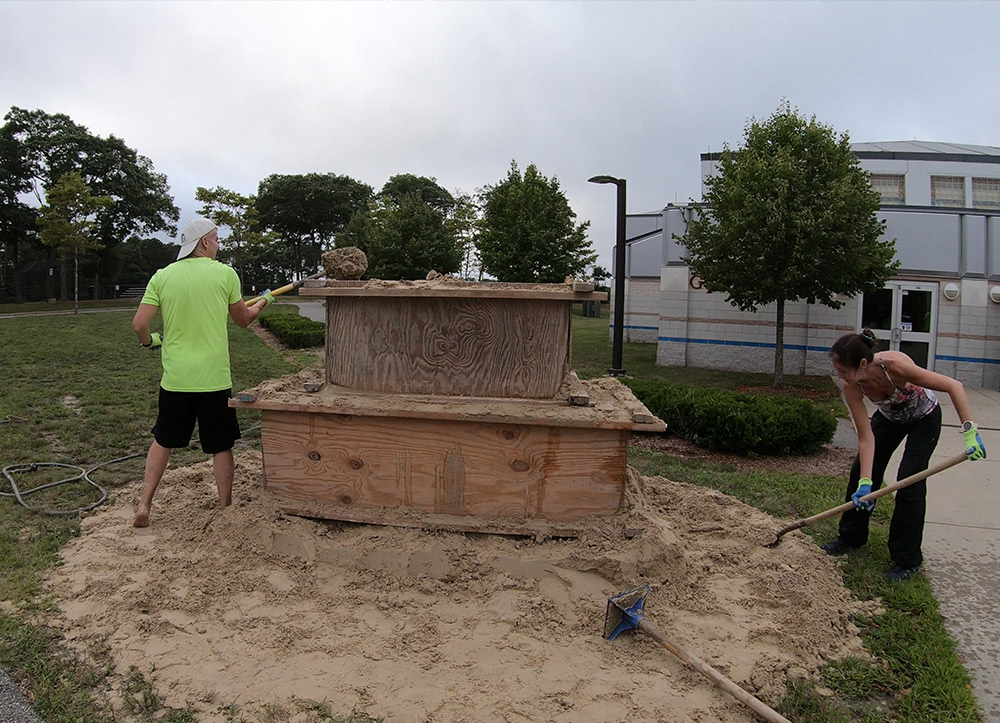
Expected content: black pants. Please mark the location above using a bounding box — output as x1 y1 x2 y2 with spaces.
838 404 941 568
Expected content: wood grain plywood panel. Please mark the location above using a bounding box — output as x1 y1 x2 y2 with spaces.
324 296 569 398
260 410 625 522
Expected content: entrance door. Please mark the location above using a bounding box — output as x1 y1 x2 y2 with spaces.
859 283 937 369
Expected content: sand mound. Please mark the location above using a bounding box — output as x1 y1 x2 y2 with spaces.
46 452 870 722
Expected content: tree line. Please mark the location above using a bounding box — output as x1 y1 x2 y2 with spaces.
0 106 604 304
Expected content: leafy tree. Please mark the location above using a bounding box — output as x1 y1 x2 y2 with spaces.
0 109 54 301
449 190 481 280
0 198 36 303
477 161 595 282
589 264 610 292
340 192 462 279
680 101 898 387
83 134 178 272
380 173 455 214
0 106 178 300
37 172 112 313
256 173 372 278
195 185 273 284
116 235 178 285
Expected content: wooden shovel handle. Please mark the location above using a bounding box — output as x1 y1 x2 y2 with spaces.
638 619 791 723
774 451 967 540
246 271 325 306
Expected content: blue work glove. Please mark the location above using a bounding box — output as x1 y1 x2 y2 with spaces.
963 423 986 461
143 332 162 349
261 289 276 307
851 477 875 512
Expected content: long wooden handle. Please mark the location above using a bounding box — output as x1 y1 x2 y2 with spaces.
774 451 967 540
246 271 324 306
638 619 791 723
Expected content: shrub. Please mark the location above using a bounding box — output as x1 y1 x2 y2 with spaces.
623 378 836 456
259 313 325 348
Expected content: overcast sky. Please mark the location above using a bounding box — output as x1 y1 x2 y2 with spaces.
3 0 999 272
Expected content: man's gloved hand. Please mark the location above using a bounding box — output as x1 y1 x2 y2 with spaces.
261 289 276 307
851 477 875 512
964 423 986 461
144 332 162 349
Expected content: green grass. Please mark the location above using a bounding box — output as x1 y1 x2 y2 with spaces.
0 297 144 314
0 301 981 721
0 306 321 722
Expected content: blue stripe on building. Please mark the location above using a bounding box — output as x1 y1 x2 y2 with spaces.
610 324 660 332
658 337 1000 366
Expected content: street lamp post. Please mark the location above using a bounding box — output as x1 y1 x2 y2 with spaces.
588 175 627 376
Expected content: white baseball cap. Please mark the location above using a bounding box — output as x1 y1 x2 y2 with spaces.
177 218 217 260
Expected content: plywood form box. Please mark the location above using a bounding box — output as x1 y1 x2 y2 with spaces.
232 279 664 535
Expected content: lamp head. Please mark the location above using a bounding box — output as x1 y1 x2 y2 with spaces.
588 175 620 185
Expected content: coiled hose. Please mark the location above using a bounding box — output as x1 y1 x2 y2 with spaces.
1 423 261 516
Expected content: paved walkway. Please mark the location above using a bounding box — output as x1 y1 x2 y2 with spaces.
922 387 1000 722
291 299 325 323
835 383 1000 721
0 669 42 723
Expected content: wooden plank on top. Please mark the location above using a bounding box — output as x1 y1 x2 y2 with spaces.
300 285 607 301
231 394 657 431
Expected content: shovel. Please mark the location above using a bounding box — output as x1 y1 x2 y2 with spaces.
766 451 967 547
245 270 325 306
604 585 791 723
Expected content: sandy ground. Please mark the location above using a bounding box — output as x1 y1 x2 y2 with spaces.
45 452 874 722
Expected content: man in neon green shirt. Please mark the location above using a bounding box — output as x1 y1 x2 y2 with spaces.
131 218 274 528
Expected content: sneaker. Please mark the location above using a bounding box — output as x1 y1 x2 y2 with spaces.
883 565 920 582
820 537 853 555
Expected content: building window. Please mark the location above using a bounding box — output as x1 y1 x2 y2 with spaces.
870 174 905 205
931 176 966 207
972 178 1000 210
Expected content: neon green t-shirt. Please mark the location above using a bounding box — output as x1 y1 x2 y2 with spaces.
140 257 242 392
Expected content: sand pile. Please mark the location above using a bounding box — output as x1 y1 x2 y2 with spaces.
46 452 871 722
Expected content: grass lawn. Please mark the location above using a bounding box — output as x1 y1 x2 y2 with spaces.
0 300 981 722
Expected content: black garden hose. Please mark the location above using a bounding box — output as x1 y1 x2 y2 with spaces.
1 424 262 516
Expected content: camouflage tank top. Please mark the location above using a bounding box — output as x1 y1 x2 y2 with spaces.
864 357 938 423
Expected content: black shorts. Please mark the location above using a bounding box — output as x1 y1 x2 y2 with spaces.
152 387 241 454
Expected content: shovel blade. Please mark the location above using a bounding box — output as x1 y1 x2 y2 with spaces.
603 584 650 640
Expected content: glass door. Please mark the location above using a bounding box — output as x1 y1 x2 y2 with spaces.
860 283 937 369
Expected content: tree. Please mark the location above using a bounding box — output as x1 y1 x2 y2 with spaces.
116 235 178 285
380 173 455 214
256 173 372 278
37 172 112 313
195 186 272 284
448 190 481 280
0 108 56 302
340 191 462 279
589 264 610 292
83 133 179 283
0 198 36 303
0 106 178 300
680 101 898 387
477 161 595 282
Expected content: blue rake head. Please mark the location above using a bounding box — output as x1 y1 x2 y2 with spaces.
603 584 650 640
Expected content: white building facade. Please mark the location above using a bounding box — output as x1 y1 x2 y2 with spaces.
616 141 1000 388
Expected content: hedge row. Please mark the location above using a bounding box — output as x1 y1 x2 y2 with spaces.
258 313 325 348
622 378 837 456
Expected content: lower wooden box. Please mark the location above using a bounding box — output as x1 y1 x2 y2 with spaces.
260 409 628 531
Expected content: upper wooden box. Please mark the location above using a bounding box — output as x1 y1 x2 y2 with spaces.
299 279 606 399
